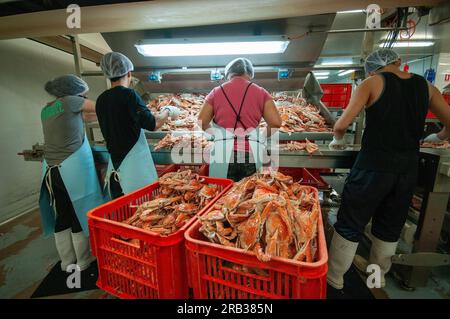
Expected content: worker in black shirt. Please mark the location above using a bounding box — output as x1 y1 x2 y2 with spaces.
97 52 181 199
327 49 450 291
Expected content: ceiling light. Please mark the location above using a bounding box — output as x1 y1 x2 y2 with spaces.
315 76 329 80
135 40 290 57
320 60 354 66
337 9 364 14
378 41 434 48
338 69 355 76
313 71 330 76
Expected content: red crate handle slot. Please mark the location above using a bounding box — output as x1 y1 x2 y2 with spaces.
111 236 141 249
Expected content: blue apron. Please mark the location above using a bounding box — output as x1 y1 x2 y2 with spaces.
104 129 158 198
39 135 105 237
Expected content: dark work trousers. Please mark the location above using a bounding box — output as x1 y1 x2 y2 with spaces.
49 168 82 233
334 168 417 243
227 151 256 182
109 173 124 199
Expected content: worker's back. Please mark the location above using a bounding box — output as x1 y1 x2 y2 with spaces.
355 71 429 173
96 86 143 169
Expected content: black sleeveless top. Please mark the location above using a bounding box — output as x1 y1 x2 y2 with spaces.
353 72 429 173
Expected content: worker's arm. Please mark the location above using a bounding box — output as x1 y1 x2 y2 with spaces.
129 90 157 131
333 79 371 139
428 84 450 140
198 102 214 131
262 99 282 136
81 99 97 122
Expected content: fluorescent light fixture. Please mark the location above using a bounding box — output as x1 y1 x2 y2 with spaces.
315 76 329 80
378 41 434 48
135 40 289 57
313 71 330 76
337 9 364 13
338 69 355 76
320 60 354 66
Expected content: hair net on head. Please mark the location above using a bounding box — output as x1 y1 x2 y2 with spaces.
225 58 254 80
364 49 400 74
100 52 134 79
45 74 89 98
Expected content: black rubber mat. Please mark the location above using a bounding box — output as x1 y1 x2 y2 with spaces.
31 261 98 298
327 265 375 299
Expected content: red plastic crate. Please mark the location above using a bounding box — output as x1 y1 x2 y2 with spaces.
185 186 328 299
277 167 328 189
320 83 352 109
87 176 233 299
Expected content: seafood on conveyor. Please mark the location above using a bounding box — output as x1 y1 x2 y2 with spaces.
280 139 320 154
420 140 450 149
260 94 332 134
154 134 213 151
148 93 206 131
122 169 219 236
199 170 320 263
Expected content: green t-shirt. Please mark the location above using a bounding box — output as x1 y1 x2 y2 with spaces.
41 95 85 166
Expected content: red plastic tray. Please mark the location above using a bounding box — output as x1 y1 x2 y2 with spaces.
87 176 233 299
320 83 352 108
185 186 328 299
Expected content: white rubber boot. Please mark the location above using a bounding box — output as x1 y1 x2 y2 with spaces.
71 232 96 271
327 231 359 289
54 228 76 272
368 236 398 288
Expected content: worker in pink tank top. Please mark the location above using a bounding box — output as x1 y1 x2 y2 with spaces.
198 58 281 181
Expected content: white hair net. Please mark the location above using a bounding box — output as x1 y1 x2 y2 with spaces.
224 58 254 80
45 74 88 98
100 52 134 79
364 49 400 74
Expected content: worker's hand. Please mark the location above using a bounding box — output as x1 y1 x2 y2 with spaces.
162 105 182 120
423 133 445 143
329 136 346 150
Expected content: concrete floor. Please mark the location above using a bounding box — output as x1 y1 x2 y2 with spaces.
0 208 108 299
1 206 448 299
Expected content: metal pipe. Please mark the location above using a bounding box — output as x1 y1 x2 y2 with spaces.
319 27 409 34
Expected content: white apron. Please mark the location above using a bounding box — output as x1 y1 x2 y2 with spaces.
104 129 158 199
209 123 266 179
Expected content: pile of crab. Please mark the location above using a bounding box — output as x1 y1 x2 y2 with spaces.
280 139 319 154
123 170 219 236
199 170 320 263
147 93 206 131
153 133 213 151
263 95 332 134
